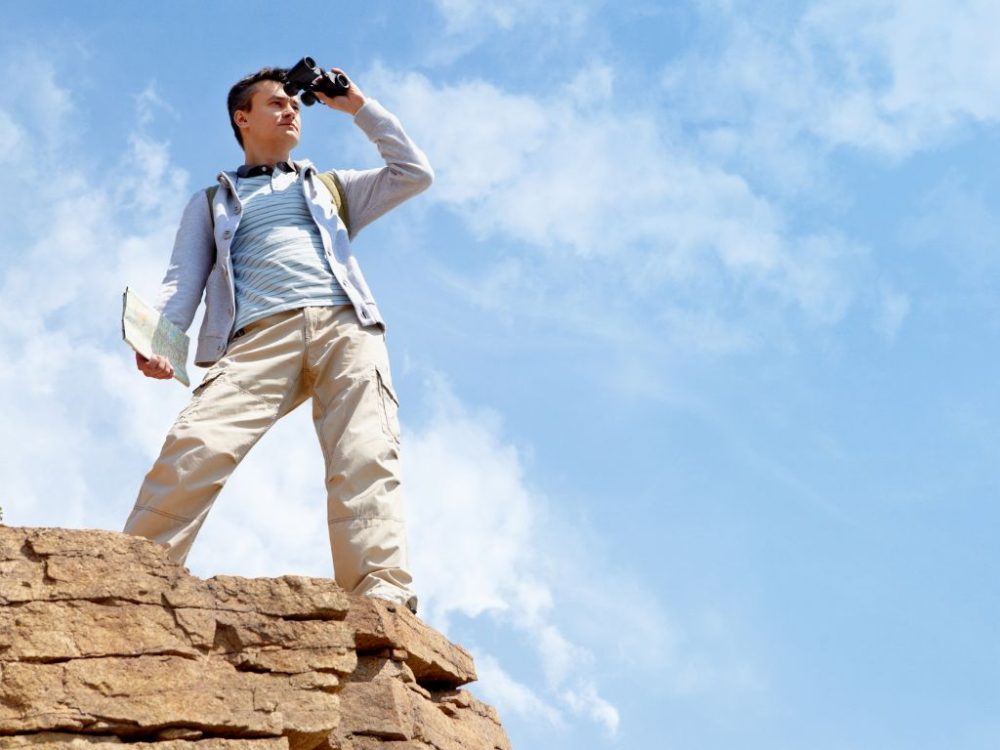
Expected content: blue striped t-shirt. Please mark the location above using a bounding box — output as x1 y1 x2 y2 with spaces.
230 168 350 332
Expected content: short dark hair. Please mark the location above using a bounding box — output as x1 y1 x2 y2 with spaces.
227 67 288 148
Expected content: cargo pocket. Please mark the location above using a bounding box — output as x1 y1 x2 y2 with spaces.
374 365 401 445
176 368 226 424
193 366 225 396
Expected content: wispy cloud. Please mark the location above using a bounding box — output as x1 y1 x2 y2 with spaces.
432 0 598 34
361 2 1000 364
402 372 766 732
666 0 1000 163
361 60 866 357
561 682 620 736
873 284 910 341
402 374 623 732
902 178 1000 277
134 83 178 128
0 55 193 532
474 653 564 726
426 0 600 65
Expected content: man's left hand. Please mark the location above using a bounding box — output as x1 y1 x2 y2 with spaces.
314 68 367 116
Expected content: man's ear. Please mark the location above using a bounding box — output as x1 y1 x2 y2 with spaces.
234 110 249 129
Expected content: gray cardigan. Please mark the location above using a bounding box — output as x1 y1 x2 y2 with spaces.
154 98 434 367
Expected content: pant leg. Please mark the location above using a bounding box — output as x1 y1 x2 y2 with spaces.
124 310 308 565
305 305 415 609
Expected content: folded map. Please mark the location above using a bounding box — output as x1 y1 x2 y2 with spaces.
121 287 191 387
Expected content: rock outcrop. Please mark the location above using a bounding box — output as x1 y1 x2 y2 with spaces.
0 526 511 750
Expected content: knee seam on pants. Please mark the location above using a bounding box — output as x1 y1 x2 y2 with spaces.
328 516 403 527
131 504 193 523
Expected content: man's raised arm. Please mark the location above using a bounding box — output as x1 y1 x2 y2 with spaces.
314 69 434 240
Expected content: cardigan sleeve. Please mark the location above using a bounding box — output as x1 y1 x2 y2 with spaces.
155 189 215 332
331 98 434 241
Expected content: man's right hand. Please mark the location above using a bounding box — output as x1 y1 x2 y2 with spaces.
136 352 175 380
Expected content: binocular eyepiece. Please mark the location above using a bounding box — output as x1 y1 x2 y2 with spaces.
283 57 350 106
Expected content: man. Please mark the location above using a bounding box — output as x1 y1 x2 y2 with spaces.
124 66 432 613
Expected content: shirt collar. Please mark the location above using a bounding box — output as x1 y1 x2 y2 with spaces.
218 160 314 190
236 160 297 178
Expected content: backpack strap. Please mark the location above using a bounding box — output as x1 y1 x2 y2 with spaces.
316 170 351 237
205 185 218 223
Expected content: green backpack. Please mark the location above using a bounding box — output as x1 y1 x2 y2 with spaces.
205 170 351 237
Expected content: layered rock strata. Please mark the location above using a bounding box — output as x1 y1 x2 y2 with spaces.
0 527 510 750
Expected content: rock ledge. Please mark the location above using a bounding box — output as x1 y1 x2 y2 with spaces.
0 526 511 750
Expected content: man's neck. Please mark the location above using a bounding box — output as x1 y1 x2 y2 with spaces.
241 144 292 168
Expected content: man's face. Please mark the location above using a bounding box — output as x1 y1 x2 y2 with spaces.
235 79 301 152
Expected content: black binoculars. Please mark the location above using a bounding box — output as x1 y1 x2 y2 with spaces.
284 57 350 106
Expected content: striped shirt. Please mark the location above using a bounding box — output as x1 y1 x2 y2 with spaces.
230 168 349 332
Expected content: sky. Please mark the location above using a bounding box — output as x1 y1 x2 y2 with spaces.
1 1 999 748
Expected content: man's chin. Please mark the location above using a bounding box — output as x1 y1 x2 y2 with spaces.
277 132 300 149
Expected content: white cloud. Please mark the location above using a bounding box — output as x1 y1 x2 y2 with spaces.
561 682 620 736
405 378 544 623
403 374 626 731
185 409 334 579
658 307 755 355
0 56 194 533
0 110 24 164
474 653 563 726
402 372 764 730
362 61 864 350
420 0 601 67
668 0 1000 160
562 61 615 105
804 0 1000 149
0 47 77 159
660 609 767 698
873 284 910 341
902 179 1000 275
134 82 179 128
432 0 597 35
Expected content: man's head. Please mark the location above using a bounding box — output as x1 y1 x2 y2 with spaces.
227 68 301 153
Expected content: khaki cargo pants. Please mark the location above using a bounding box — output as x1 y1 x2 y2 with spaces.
123 304 415 610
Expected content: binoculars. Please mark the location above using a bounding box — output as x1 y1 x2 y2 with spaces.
284 57 350 106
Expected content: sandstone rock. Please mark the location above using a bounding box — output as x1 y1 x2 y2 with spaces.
0 527 511 750
203 576 349 620
0 600 202 661
0 656 337 738
340 678 415 741
1 737 289 749
346 599 476 687
0 528 183 607
332 656 510 750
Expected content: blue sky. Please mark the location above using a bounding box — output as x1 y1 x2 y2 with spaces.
2 1 999 748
